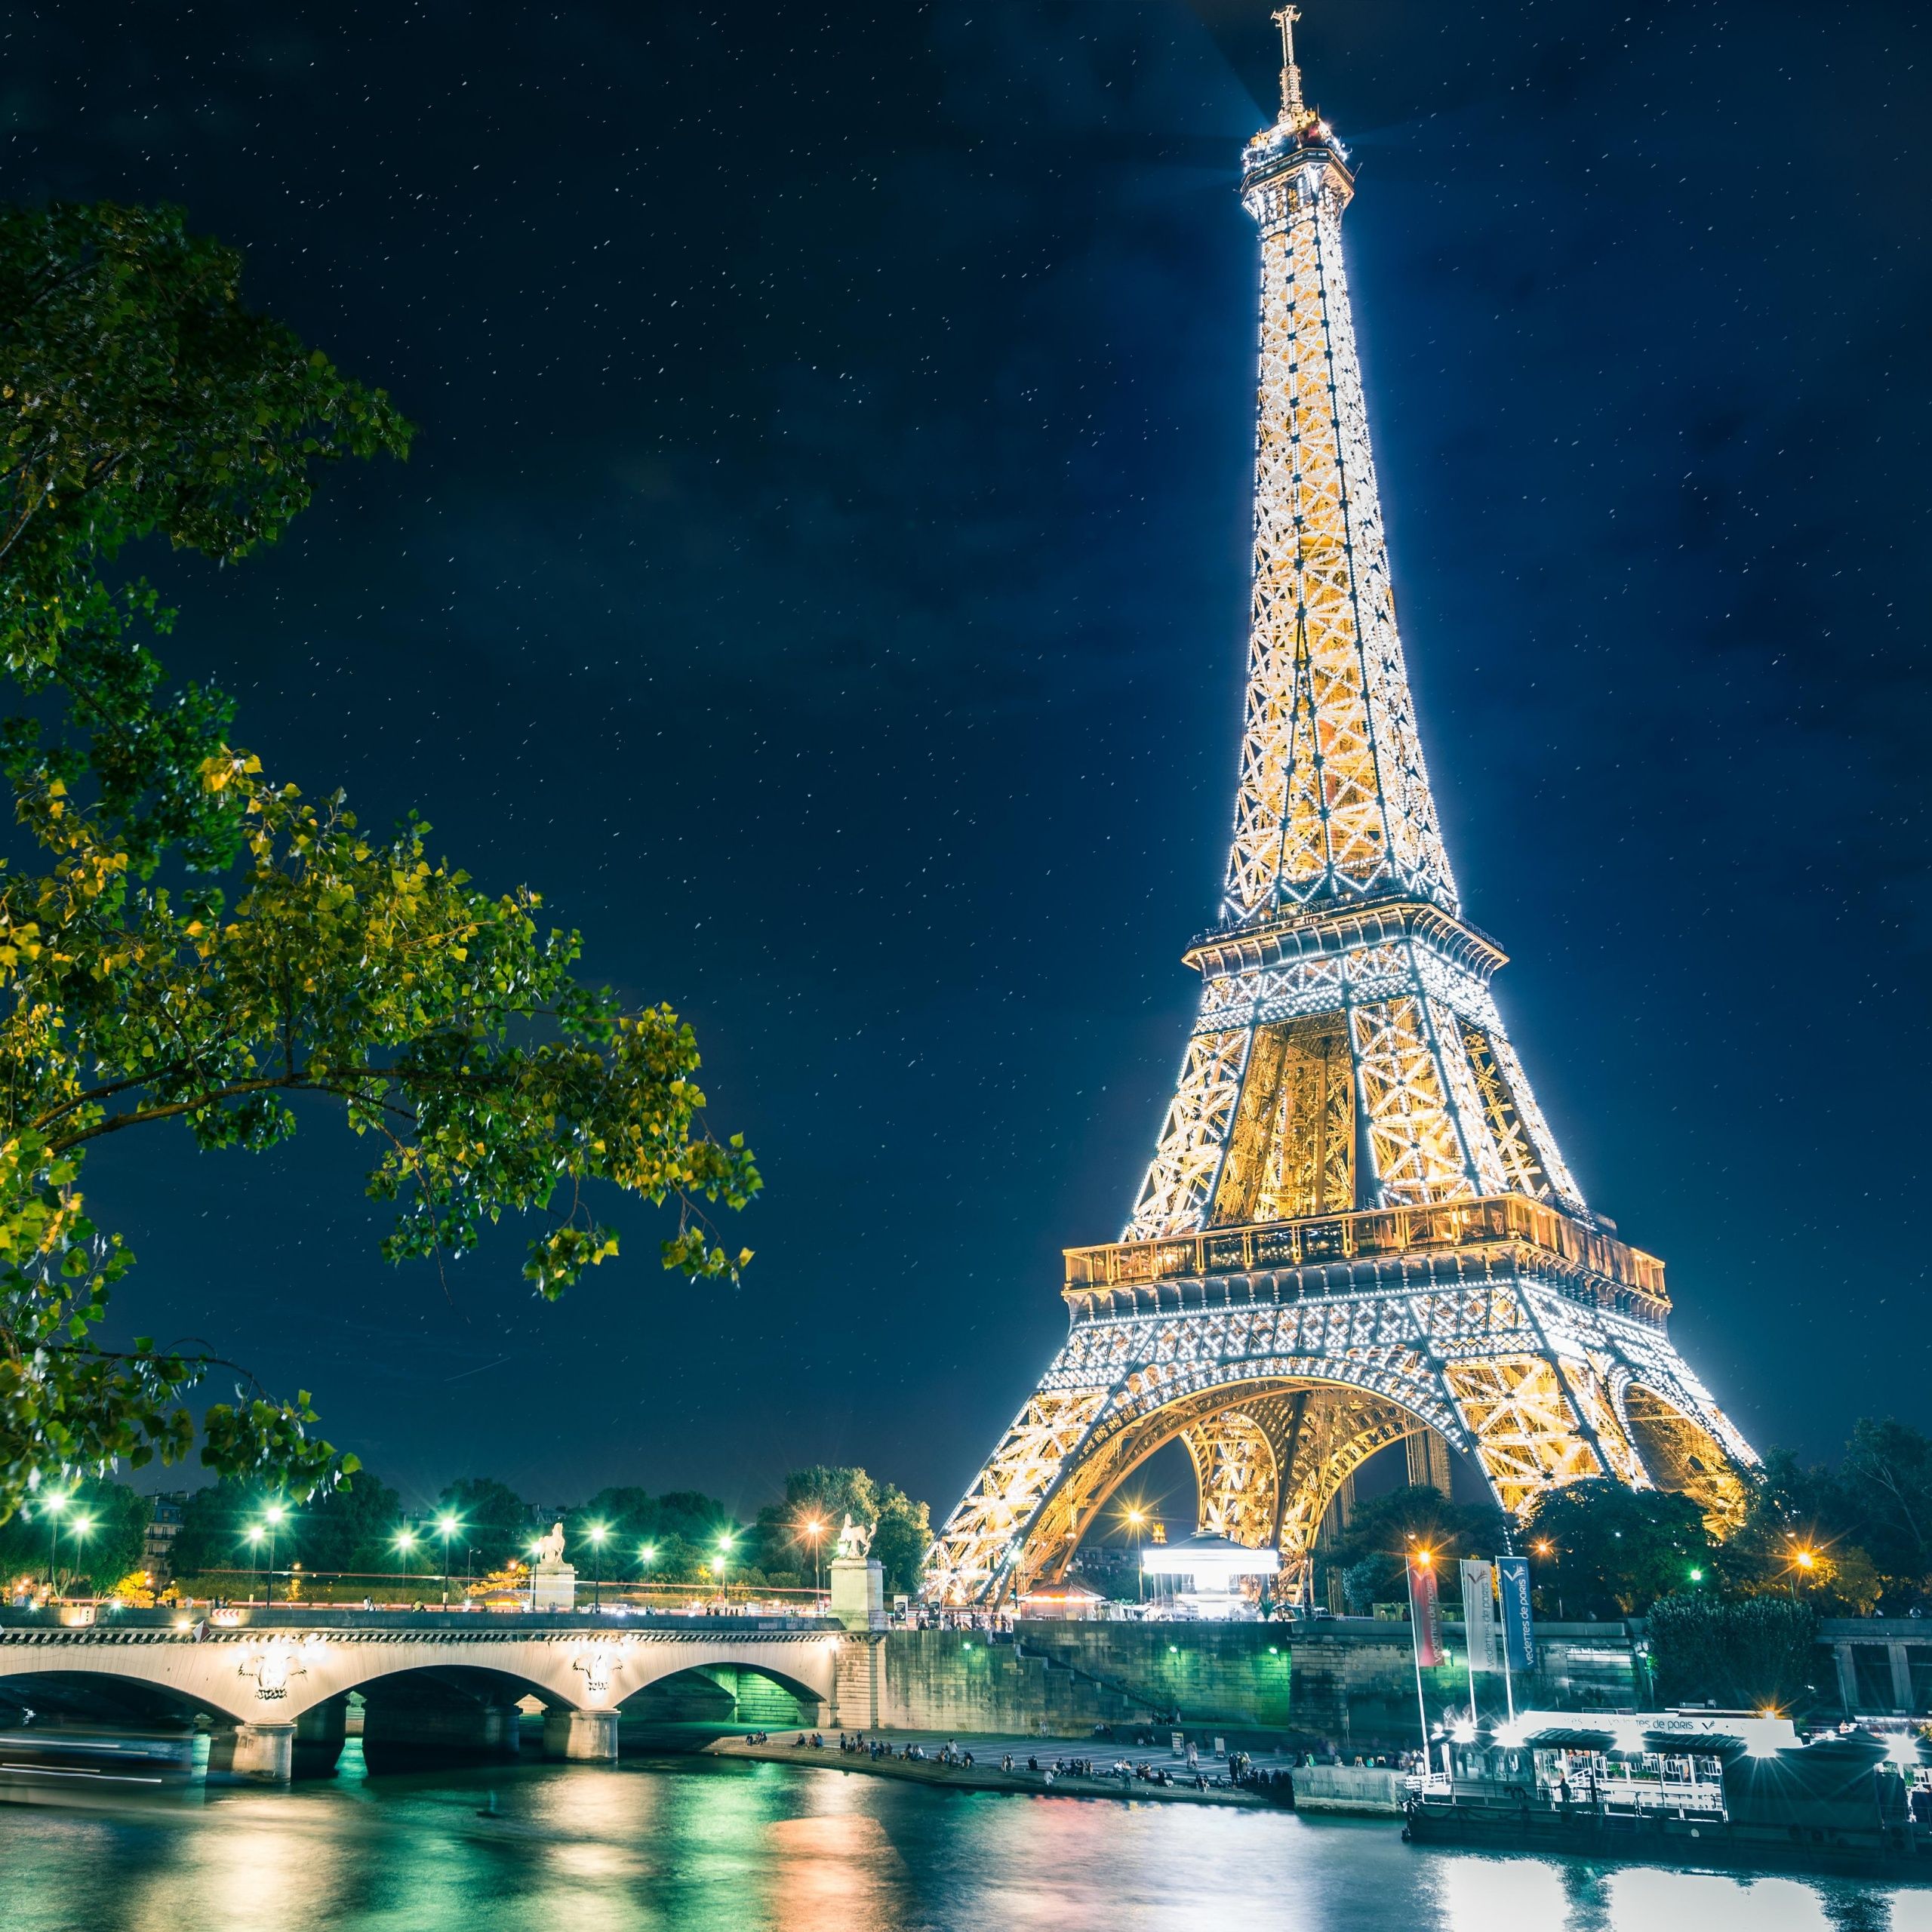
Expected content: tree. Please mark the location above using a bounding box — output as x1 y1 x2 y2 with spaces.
1647 1592 1821 1715
1324 1484 1512 1612
164 1478 262 1580
871 1486 931 1598
0 202 759 1524
434 1477 533 1574
300 1470 404 1574
1714 1444 1890 1615
1838 1418 1932 1598
0 1473 146 1592
565 1487 655 1578
753 1466 879 1577
751 1466 933 1596
1521 1480 1715 1617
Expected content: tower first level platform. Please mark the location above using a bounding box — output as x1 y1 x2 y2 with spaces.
926 1190 1752 1606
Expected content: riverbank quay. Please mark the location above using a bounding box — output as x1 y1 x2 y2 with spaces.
706 1730 1286 1807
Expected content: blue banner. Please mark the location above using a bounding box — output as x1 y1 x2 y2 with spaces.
1497 1555 1536 1671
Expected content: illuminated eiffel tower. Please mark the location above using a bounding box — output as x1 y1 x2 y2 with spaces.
926 14 1755 1606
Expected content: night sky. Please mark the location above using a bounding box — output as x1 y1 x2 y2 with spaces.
10 2 1927 1522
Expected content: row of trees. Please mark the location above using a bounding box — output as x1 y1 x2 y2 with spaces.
5 1463 933 1599
1318 1417 1932 1625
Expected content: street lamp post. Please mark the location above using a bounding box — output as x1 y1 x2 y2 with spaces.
1124 1506 1147 1604
715 1531 734 1607
395 1527 417 1607
528 1540 546 1614
1406 1546 1435 1766
589 1524 608 1611
1789 1544 1817 1604
263 1503 287 1607
42 1494 67 1598
801 1518 826 1601
68 1515 93 1599
1534 1539 1562 1620
247 1525 266 1604
437 1514 460 1608
638 1543 657 1603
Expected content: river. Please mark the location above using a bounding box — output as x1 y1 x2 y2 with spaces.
5 1745 1927 1931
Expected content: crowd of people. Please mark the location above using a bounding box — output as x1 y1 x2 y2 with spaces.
759 1730 1346 1801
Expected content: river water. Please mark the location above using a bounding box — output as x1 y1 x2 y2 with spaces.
5 1746 1927 1932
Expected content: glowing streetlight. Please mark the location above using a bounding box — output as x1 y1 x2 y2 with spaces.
66 1513 94 1598
588 1523 608 1611
799 1516 827 1598
1532 1538 1563 1616
528 1540 546 1614
436 1513 461 1607
260 1504 288 1606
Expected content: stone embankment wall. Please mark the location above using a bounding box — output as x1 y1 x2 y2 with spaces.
832 1621 1647 1748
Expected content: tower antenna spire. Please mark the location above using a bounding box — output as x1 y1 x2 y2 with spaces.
1271 5 1309 127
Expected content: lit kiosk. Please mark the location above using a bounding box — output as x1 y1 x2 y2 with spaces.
1140 1534 1278 1620
827 1515 887 1630
529 1520 577 1612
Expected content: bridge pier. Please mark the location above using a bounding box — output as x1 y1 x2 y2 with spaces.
543 1707 620 1762
209 1721 296 1783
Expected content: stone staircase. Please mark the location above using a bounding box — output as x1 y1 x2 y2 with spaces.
1009 1636 1171 1727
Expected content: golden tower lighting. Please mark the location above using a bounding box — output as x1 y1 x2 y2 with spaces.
924 15 1755 1608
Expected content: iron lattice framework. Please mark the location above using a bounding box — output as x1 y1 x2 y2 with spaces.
924 25 1756 1607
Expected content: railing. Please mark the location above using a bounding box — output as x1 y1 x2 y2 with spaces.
1064 1195 1667 1301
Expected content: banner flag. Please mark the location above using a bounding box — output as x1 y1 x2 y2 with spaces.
1496 1555 1536 1671
1407 1556 1443 1667
1460 1559 1500 1672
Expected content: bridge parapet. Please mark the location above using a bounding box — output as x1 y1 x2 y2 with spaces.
0 1607 834 1635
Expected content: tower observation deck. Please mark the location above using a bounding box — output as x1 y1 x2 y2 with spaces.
924 16 1754 1607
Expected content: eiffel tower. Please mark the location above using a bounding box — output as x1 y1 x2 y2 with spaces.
925 14 1756 1607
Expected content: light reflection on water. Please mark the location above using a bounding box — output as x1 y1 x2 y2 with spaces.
3 1749 1924 1932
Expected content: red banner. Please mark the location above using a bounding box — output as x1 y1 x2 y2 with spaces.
1407 1556 1444 1667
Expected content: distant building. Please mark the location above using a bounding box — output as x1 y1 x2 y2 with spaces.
143 1494 187 1585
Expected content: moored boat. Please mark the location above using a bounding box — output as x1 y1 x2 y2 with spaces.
1403 1709 1931 1878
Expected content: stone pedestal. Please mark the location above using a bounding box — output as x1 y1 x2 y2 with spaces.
531 1561 577 1611
209 1720 296 1783
543 1707 620 1762
829 1555 886 1630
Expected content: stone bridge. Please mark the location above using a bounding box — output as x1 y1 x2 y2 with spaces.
0 1611 868 1780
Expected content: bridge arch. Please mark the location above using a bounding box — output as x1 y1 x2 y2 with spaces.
0 1665 244 1729
617 1659 825 1729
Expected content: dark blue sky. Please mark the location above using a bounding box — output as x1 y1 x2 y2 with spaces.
11 0 1927 1520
